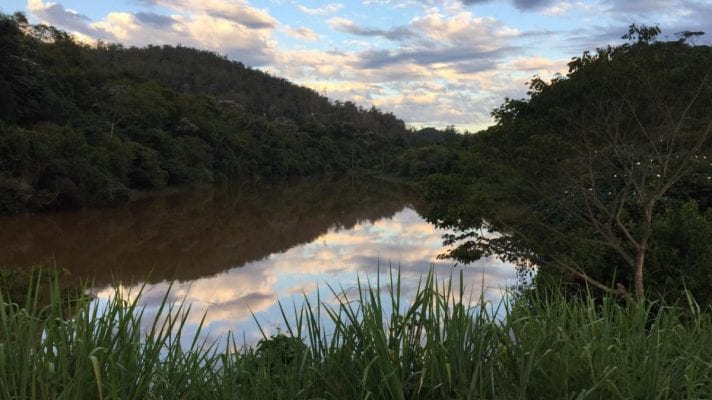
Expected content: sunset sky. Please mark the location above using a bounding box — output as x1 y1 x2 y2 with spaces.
4 0 710 131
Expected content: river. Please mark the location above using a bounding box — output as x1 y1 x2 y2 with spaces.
0 177 518 344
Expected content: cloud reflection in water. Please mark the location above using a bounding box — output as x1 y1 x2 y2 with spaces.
96 207 518 345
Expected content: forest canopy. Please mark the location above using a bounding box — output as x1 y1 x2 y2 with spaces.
0 12 410 214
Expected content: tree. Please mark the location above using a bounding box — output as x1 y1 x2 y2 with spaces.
529 28 712 300
426 27 712 301
541 73 711 299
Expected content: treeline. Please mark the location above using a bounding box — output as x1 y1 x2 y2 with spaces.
396 126 464 178
414 26 712 304
0 12 409 214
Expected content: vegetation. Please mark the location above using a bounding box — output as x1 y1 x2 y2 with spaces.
0 265 75 306
3 12 712 398
419 26 712 304
2 269 712 399
0 12 409 214
3 11 710 304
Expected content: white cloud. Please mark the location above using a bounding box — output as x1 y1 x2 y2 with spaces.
296 3 344 15
509 56 566 72
286 26 319 41
541 1 572 16
31 0 280 66
410 11 518 49
183 14 275 61
276 9 532 129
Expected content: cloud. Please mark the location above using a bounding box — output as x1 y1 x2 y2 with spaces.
510 0 555 10
286 26 319 41
180 14 275 64
38 0 281 66
597 0 712 42
410 12 520 47
447 0 556 11
205 8 276 29
328 17 415 41
354 47 506 70
272 49 356 80
340 11 518 72
297 3 344 15
142 0 278 28
132 11 175 28
602 0 675 15
28 0 113 39
509 56 565 71
270 9 534 130
541 1 572 16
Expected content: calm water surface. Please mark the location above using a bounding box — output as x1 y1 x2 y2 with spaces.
0 178 518 344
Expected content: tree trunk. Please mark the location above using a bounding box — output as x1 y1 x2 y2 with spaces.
634 201 655 300
634 248 645 299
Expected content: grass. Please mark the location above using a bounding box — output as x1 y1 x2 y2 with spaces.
1 268 712 399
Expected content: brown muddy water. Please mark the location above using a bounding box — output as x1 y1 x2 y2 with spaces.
0 177 518 344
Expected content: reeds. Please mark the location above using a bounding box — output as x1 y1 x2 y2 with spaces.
1 268 711 399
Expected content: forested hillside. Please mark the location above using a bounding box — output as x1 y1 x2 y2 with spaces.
0 12 409 214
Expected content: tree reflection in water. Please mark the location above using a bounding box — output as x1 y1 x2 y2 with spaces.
0 176 518 345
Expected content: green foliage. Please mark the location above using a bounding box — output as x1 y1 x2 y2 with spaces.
505 288 712 399
422 27 712 303
648 201 712 304
398 144 461 178
0 12 410 214
2 268 712 399
0 265 66 304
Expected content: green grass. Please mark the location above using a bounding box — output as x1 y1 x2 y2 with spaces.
1 268 712 399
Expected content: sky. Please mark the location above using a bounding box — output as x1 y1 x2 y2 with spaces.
3 0 711 131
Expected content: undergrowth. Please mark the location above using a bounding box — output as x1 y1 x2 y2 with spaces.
1 268 711 399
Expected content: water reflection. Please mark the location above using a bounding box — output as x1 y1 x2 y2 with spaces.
0 177 518 344
0 178 412 284
94 207 517 345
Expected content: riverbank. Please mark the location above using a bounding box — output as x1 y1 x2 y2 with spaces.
1 269 711 399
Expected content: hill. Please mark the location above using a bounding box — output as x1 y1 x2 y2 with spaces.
0 12 410 214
